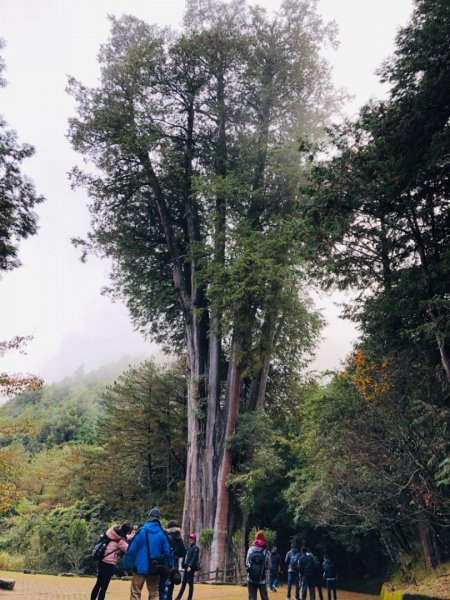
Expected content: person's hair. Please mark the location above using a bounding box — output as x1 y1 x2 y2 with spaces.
255 530 266 542
167 519 180 528
121 521 133 534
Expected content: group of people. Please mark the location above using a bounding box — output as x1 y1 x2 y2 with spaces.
246 532 338 600
90 510 338 600
90 507 200 600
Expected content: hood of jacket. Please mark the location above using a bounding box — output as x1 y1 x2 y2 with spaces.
166 526 182 535
106 525 122 540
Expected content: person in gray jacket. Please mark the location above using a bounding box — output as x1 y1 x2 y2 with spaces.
246 530 272 600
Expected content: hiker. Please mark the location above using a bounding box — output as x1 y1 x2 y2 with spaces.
285 543 301 600
160 520 186 600
311 553 323 600
299 547 316 600
269 545 282 592
322 555 338 600
123 507 173 600
174 533 200 600
246 530 271 600
91 521 134 600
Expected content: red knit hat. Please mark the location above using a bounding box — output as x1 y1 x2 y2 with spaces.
255 530 266 541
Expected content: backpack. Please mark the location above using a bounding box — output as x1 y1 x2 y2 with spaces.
92 532 112 560
171 534 187 561
290 552 301 572
247 549 266 582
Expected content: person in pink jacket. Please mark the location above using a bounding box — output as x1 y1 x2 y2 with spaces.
91 521 135 600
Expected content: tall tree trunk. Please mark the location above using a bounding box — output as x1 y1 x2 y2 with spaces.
417 511 440 568
182 324 204 536
209 336 242 575
202 62 228 532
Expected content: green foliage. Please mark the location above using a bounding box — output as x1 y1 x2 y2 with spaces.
199 528 214 550
285 352 450 566
302 0 450 383
296 0 450 569
0 356 187 574
0 499 111 573
91 359 186 515
227 411 282 516
67 518 88 573
0 550 24 570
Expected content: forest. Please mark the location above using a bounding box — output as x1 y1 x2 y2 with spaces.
0 0 449 592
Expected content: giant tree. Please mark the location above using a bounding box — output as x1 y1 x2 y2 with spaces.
68 0 334 570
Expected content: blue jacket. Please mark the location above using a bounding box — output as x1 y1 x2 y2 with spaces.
123 520 173 574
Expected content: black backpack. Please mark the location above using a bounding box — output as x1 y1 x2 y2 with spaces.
290 552 301 572
171 534 187 561
248 549 266 582
92 532 112 561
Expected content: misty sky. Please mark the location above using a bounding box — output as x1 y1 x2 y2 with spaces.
0 0 413 383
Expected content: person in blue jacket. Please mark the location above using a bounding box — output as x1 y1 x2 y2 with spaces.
123 507 173 600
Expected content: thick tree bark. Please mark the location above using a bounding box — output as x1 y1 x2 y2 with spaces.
209 336 242 575
417 511 440 568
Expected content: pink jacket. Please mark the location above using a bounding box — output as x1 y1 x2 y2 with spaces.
102 526 133 565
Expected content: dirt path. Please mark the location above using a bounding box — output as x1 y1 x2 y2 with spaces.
0 571 378 599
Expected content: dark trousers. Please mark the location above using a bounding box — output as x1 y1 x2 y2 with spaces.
326 578 337 600
159 573 175 600
91 561 115 600
176 570 194 600
287 571 300 599
248 581 269 600
301 575 316 600
314 581 324 600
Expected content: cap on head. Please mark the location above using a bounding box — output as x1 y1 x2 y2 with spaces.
189 533 197 541
148 507 161 521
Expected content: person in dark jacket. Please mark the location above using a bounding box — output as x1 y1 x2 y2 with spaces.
285 543 301 600
269 546 281 592
311 553 323 600
322 555 337 600
160 520 186 600
123 507 173 600
299 547 316 600
174 533 200 600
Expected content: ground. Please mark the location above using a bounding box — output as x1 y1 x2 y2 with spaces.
402 570 450 599
0 570 379 599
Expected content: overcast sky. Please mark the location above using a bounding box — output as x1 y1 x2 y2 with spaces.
0 0 413 383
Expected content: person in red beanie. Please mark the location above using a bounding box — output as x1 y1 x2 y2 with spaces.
246 530 271 600
175 533 200 600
